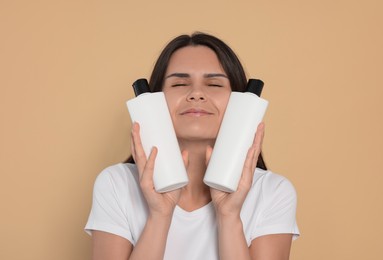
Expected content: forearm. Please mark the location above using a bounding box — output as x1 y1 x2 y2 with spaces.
217 214 251 260
129 214 172 260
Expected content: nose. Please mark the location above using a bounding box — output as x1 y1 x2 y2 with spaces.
186 86 206 102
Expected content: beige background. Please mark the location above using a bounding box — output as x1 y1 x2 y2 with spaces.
1 0 382 259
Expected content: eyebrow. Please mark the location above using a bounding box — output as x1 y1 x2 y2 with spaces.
165 73 190 79
205 73 228 78
165 73 228 79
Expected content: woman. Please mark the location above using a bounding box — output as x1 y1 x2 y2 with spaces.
85 32 299 259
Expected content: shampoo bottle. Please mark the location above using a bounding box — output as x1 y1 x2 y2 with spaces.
126 79 188 192
203 79 269 192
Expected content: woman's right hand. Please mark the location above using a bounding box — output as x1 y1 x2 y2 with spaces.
131 122 186 218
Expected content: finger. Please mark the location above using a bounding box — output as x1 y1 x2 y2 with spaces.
252 122 265 147
131 122 147 174
181 150 189 168
130 127 136 160
141 146 158 187
251 122 265 169
240 123 265 190
205 145 213 166
240 145 257 187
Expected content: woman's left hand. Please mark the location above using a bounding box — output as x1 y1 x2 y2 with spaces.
208 123 265 218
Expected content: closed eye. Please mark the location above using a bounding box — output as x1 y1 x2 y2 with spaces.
208 84 223 87
172 83 188 87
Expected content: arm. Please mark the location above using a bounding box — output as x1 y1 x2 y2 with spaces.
129 214 173 259
92 231 132 260
210 123 265 260
249 234 293 260
90 123 185 260
211 123 294 259
212 123 296 259
217 217 293 260
216 214 252 260
91 212 173 260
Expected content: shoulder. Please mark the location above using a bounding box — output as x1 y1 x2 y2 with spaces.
242 168 298 218
86 163 145 244
242 168 300 243
92 163 140 195
95 163 138 182
251 168 297 200
90 163 146 218
261 168 296 197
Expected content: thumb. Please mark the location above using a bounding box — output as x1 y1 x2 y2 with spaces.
141 146 157 185
181 150 189 168
205 145 213 166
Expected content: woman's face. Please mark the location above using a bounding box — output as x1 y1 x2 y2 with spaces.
163 46 231 142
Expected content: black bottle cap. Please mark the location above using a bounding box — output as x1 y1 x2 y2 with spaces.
132 78 151 96
246 79 264 97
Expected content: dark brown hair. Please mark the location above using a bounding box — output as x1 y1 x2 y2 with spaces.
126 32 267 170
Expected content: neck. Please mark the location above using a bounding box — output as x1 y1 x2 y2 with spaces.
177 139 214 211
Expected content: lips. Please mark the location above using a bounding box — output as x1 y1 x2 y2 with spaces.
180 108 213 117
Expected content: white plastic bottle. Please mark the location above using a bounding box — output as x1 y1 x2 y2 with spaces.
126 79 188 192
203 79 269 192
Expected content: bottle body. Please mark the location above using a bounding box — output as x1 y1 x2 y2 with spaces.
203 92 268 192
127 92 188 192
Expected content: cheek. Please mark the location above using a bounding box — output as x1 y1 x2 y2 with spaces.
216 92 231 116
163 92 181 118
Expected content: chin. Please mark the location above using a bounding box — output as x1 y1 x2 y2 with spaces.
176 129 219 142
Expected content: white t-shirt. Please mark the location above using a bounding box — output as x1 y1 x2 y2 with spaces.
85 163 299 259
